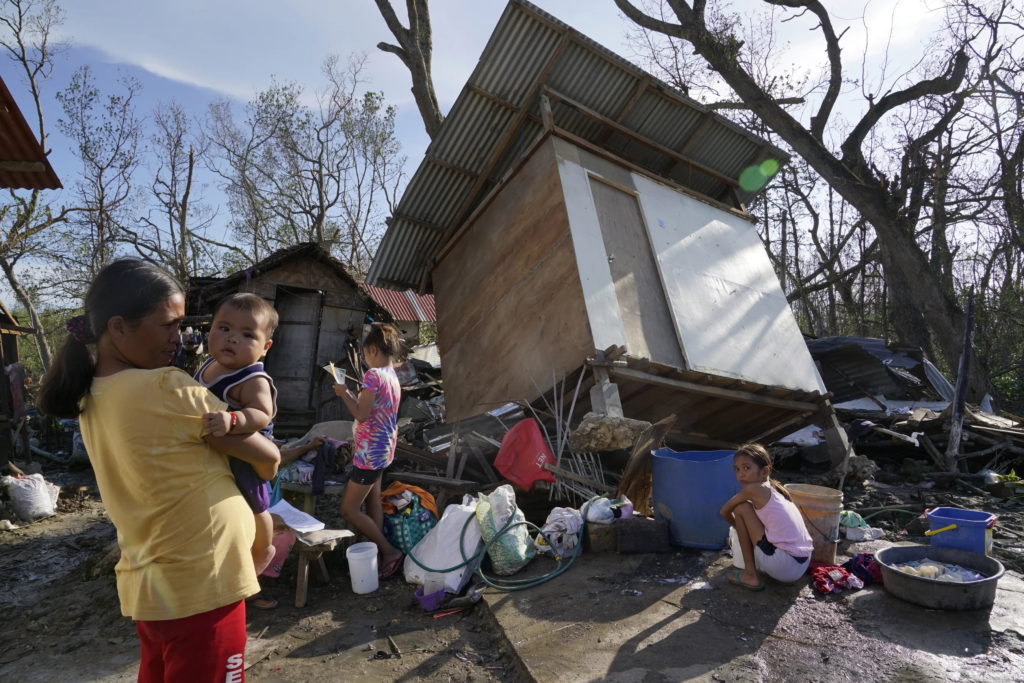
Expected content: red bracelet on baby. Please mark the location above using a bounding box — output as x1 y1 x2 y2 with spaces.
229 412 238 431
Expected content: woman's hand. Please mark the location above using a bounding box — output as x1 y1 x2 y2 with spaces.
205 432 280 480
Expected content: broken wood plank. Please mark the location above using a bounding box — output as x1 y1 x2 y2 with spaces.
618 414 677 511
395 443 449 469
445 423 461 481
855 504 922 513
543 463 615 493
468 444 499 484
747 412 814 444
385 471 481 492
608 366 819 413
969 425 1024 440
919 434 947 471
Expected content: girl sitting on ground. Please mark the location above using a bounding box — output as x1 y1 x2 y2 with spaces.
720 443 813 590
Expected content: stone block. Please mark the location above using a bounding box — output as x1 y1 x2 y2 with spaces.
615 516 672 554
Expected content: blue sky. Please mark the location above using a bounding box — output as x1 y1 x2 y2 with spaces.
40 1 638 197
7 0 945 248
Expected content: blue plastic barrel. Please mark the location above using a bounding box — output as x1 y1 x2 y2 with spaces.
652 448 740 549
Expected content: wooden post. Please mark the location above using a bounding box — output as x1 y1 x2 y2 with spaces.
944 292 974 472
589 351 624 418
438 422 462 509
540 93 554 130
295 552 311 607
816 399 851 470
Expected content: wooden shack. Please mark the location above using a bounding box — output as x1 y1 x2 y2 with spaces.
0 302 34 465
187 243 388 432
368 0 846 459
0 74 59 466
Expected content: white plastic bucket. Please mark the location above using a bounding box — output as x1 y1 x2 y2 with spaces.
785 484 843 564
729 526 745 569
346 542 379 594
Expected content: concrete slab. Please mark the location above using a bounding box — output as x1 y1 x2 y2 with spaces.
482 548 1024 682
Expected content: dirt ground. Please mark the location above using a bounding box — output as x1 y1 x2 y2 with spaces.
0 468 520 682
3 465 1024 682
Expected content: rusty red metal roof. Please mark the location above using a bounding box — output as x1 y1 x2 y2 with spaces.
0 76 61 190
363 284 436 323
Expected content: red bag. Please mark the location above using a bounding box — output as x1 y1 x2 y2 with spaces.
493 418 557 491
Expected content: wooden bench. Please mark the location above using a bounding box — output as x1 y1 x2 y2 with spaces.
292 528 354 607
279 481 345 514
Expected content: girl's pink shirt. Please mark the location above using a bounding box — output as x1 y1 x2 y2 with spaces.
753 489 814 557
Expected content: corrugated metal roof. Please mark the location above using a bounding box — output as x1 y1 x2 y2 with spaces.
368 0 788 291
0 76 61 190
363 284 437 323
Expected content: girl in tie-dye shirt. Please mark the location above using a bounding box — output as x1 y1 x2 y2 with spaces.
334 323 404 578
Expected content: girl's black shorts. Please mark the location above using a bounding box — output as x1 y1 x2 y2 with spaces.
349 466 385 485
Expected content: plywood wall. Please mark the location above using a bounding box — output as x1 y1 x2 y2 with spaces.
434 138 593 422
588 176 684 368
631 172 826 393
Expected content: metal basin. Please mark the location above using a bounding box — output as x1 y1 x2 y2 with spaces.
875 544 1004 611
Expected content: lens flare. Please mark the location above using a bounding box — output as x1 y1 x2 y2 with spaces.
738 166 767 192
738 158 780 192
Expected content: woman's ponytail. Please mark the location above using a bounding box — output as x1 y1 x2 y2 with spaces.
37 334 96 418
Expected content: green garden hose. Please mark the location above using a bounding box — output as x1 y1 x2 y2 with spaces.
404 495 601 592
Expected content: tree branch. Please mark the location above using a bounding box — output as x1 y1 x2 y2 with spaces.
376 41 408 64
841 49 970 168
763 1 843 140
616 0 686 35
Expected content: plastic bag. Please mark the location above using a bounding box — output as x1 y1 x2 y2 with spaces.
582 497 615 524
844 526 884 541
2 474 59 521
384 493 437 553
404 494 483 593
476 484 535 575
534 507 582 558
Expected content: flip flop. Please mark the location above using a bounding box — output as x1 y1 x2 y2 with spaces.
728 569 765 591
378 554 404 579
247 595 278 610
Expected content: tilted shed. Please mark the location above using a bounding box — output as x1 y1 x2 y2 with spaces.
187 243 389 431
368 0 845 457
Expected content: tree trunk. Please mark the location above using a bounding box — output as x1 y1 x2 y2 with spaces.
373 0 444 139
613 0 992 400
0 257 52 373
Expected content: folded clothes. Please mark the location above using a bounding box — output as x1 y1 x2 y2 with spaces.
841 553 884 586
810 562 864 594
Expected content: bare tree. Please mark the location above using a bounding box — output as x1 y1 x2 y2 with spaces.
56 65 142 285
132 100 220 282
615 0 1000 400
0 0 77 371
204 55 404 273
372 0 443 138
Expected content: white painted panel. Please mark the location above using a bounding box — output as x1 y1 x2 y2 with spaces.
553 138 627 352
632 173 826 393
